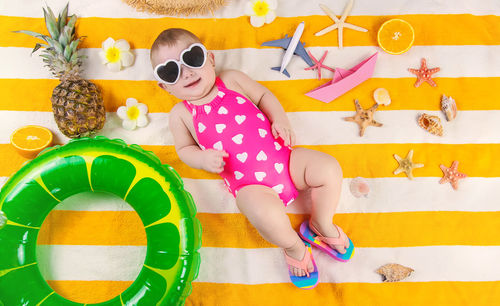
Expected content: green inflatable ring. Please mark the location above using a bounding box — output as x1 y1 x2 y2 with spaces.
0 136 201 305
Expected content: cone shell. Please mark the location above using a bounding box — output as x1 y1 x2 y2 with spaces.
376 263 414 282
418 113 443 136
441 95 457 121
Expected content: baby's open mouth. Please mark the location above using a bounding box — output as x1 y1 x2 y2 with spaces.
184 78 201 88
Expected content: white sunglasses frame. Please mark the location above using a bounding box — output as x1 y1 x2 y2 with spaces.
153 43 208 85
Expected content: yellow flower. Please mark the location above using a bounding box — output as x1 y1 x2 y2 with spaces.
99 37 134 72
244 0 277 28
117 98 149 130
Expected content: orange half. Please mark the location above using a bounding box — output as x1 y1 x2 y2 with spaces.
377 19 415 55
10 125 53 159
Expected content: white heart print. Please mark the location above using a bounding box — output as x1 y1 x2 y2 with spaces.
255 172 266 182
213 141 223 150
274 163 284 174
232 134 244 144
204 105 211 114
218 106 228 115
198 122 206 133
236 152 248 163
235 115 246 125
217 91 225 98
274 142 282 151
216 124 226 133
272 184 284 194
258 129 267 138
257 113 265 121
234 171 244 180
236 96 246 104
256 150 267 161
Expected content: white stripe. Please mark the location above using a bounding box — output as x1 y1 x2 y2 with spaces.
2 110 500 145
1 0 499 18
2 46 500 81
2 177 497 214
37 245 145 281
37 245 500 283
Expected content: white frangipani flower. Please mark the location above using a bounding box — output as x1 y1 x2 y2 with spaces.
244 0 277 28
99 37 134 72
117 98 149 130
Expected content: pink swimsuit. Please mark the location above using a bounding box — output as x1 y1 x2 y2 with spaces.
183 77 298 206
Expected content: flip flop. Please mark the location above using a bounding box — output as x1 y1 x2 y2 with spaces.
284 240 319 289
299 221 354 262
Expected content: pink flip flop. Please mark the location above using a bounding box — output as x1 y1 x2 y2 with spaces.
284 240 319 289
299 221 354 262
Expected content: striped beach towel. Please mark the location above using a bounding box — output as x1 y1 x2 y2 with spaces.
1 0 499 304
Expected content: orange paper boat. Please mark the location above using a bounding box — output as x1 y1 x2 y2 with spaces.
306 52 378 103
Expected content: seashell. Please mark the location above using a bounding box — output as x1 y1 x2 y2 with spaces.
350 177 370 198
373 88 391 106
418 113 443 136
441 95 457 121
376 263 414 282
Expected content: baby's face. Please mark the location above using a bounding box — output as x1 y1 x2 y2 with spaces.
154 39 216 102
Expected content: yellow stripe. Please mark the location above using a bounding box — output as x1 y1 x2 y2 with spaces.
188 282 500 306
1 78 499 112
44 280 500 305
36 210 500 247
2 143 499 179
3 15 500 49
46 280 131 304
37 210 146 245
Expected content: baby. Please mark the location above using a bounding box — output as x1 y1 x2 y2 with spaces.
150 28 353 288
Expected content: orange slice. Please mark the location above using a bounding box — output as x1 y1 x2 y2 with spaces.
377 19 415 55
10 125 53 159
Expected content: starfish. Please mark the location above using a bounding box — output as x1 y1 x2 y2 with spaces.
304 50 335 80
343 99 383 137
393 149 424 180
408 58 440 87
439 161 467 190
314 0 368 49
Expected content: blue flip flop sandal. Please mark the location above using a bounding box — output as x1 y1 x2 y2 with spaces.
284 240 319 289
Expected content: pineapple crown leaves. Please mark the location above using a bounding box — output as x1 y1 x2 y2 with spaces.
13 3 87 80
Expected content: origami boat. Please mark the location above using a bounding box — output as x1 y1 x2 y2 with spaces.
306 52 378 103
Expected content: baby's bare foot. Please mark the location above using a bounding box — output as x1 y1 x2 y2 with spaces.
284 240 314 277
311 221 349 254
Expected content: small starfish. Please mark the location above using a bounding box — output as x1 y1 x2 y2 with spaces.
439 161 467 190
343 99 383 137
408 58 440 87
304 50 335 80
393 149 424 180
315 0 368 49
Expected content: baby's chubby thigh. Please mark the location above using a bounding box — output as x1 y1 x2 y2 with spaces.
235 185 297 244
289 147 343 190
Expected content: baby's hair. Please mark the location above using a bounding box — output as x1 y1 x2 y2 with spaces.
150 28 201 64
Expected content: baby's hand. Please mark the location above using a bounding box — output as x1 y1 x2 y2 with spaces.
271 121 296 147
201 149 229 173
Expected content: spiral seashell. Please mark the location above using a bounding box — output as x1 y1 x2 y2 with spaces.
418 113 443 136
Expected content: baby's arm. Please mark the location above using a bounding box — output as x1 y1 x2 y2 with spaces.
169 104 228 173
222 70 296 146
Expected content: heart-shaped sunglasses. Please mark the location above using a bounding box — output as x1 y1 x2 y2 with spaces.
154 43 208 84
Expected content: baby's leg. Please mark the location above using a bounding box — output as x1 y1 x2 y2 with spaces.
236 185 313 277
289 147 349 253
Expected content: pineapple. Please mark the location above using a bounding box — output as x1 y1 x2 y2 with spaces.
16 3 105 138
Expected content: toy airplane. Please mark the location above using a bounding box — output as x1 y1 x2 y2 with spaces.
261 21 313 78
305 52 378 103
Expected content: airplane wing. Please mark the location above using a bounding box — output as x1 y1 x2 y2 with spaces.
261 35 292 49
293 41 314 67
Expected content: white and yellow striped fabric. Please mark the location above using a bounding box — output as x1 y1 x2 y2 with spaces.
1 0 500 304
